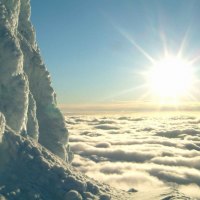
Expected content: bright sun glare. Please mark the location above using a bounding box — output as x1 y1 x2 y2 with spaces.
148 56 194 102
114 27 199 105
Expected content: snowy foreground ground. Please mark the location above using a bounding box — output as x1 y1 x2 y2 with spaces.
66 112 200 200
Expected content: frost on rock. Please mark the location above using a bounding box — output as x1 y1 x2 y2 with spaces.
0 0 69 160
0 113 5 143
0 130 134 200
26 92 39 141
0 0 136 199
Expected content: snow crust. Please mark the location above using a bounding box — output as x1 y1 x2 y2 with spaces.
0 113 5 143
0 129 135 200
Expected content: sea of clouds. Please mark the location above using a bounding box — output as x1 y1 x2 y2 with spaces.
65 112 200 199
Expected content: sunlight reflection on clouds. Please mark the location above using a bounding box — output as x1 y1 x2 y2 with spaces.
66 113 200 198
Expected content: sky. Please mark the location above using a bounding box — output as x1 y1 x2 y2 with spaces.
31 0 200 108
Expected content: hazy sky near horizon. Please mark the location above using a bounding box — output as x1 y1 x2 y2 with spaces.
31 0 200 105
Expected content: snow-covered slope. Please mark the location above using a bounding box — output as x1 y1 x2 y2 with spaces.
0 128 135 200
0 0 136 199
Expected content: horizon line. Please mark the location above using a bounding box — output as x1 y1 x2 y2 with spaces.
58 101 200 114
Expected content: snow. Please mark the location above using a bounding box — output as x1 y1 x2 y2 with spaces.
26 92 39 141
0 0 197 199
0 0 136 199
0 0 69 160
0 113 5 143
0 129 135 199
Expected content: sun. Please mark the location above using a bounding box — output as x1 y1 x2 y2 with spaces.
112 26 199 105
148 56 194 103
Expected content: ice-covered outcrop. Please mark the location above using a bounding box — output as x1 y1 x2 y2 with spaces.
0 0 137 199
0 0 70 161
0 129 135 200
0 113 5 143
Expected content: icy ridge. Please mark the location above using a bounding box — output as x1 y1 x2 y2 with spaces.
0 0 135 199
0 0 70 161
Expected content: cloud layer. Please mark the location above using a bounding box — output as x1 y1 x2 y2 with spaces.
66 113 200 198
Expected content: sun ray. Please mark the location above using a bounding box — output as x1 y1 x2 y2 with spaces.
177 27 191 58
108 19 199 105
188 54 200 65
115 26 156 64
159 30 169 58
101 84 148 102
137 90 152 102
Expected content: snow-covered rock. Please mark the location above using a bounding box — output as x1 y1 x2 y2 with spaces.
0 113 5 143
0 0 136 199
0 129 135 200
0 0 69 161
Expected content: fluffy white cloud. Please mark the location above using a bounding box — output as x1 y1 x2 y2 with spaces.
179 184 200 198
66 113 200 198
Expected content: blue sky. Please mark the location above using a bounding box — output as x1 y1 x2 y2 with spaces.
31 0 200 105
